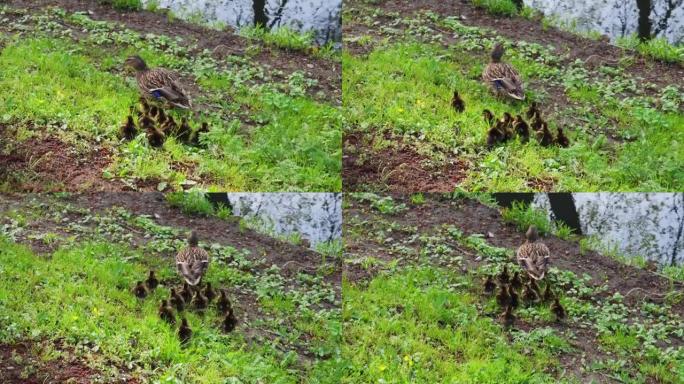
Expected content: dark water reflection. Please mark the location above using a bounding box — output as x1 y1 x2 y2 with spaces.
142 0 341 45
525 0 683 44
512 193 684 266
219 193 341 247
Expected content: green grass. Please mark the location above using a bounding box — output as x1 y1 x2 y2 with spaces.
343 33 683 191
165 191 220 216
342 266 565 383
98 0 142 11
501 201 552 234
241 25 315 51
0 9 341 192
616 35 684 64
471 0 519 16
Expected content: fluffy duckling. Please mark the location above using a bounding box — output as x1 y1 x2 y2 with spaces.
170 288 185 312
203 282 216 303
542 284 554 303
555 127 570 148
190 122 210 146
499 304 515 327
529 279 542 297
516 225 550 280
146 126 166 148
526 101 540 120
160 115 178 135
497 265 510 285
178 318 192 344
146 270 159 290
221 307 238 333
531 114 544 132
176 231 210 286
536 122 554 147
486 123 505 148
138 97 150 117
217 288 232 313
510 271 523 291
193 290 208 310
158 299 176 325
513 114 530 143
483 275 496 295
133 281 148 298
120 106 137 140
175 117 192 143
181 282 193 303
482 109 495 126
522 282 540 304
551 297 566 321
496 284 511 307
156 107 168 125
508 285 519 309
451 90 465 113
138 113 155 131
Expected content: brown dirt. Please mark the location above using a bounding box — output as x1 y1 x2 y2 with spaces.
0 341 137 384
343 132 468 193
0 127 134 192
5 0 341 104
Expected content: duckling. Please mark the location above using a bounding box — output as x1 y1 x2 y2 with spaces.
175 117 192 143
536 122 554 147
542 284 554 303
482 43 525 100
178 318 192 344
522 282 540 304
221 307 238 333
138 113 155 131
160 115 178 135
146 270 159 290
486 123 505 148
551 297 566 321
190 122 210 146
526 101 540 120
483 275 496 295
146 126 166 148
192 290 208 310
159 299 176 324
203 282 216 303
500 112 515 141
499 304 515 327
512 115 530 143
132 281 148 298
496 284 511 307
156 107 168 125
516 225 550 280
451 90 465 113
149 104 161 120
508 285 519 309
497 265 510 285
176 231 210 286
482 109 495 126
529 279 542 297
531 114 544 132
217 288 232 313
170 288 185 312
181 282 193 303
120 106 137 140
510 271 523 291
555 127 570 148
138 97 150 117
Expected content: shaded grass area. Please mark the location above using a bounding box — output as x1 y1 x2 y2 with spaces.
0 196 343 382
343 10 683 191
0 6 341 191
342 194 684 383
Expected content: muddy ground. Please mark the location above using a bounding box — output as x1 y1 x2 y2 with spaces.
0 192 341 382
344 194 684 383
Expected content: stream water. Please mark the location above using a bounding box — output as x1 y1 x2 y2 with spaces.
141 0 342 45
524 0 684 44
527 193 684 266
222 193 341 247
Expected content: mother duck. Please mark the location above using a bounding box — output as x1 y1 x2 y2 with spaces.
125 55 192 109
482 43 525 101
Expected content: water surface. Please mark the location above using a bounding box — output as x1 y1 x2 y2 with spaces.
142 0 342 45
525 0 683 44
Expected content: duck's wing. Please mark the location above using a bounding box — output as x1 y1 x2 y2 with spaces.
516 243 549 280
483 63 525 100
140 69 192 108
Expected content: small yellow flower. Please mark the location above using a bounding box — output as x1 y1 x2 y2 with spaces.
398 108 405 113
378 364 387 372
92 307 100 316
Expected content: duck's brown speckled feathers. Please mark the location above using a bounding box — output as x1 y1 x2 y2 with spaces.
176 231 210 286
125 55 192 109
482 43 525 101
516 226 550 280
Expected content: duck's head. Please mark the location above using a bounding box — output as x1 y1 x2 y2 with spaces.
125 55 148 71
526 225 539 242
491 43 505 63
